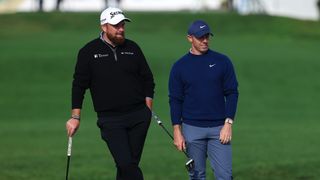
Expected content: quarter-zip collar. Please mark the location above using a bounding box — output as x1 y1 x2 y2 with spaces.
100 32 118 61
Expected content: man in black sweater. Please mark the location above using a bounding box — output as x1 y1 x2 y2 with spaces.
66 7 155 180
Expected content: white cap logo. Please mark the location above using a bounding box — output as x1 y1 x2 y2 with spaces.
110 11 123 19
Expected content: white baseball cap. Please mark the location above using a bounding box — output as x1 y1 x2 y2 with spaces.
100 7 131 25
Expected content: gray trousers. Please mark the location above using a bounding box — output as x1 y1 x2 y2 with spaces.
182 123 233 180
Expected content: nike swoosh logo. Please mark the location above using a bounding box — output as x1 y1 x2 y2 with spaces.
209 64 216 67
200 25 206 29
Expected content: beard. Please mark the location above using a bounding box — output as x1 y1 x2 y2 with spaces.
106 32 125 45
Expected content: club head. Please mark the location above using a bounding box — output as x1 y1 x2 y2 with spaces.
185 158 195 172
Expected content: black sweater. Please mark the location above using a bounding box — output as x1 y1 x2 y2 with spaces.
72 37 155 117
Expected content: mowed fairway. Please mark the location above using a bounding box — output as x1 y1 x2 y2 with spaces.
0 12 320 180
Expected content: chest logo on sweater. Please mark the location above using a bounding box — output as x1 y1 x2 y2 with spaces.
121 51 134 55
209 64 216 68
93 54 109 59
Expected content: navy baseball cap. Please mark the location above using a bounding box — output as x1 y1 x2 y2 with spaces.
187 20 213 38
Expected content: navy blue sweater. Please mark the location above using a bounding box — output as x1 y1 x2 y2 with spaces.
169 49 239 127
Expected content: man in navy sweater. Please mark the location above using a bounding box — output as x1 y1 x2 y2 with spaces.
66 7 155 180
169 20 239 180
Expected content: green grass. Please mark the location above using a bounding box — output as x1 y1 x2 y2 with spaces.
0 11 320 179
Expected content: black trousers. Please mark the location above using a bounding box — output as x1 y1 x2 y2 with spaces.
97 106 151 180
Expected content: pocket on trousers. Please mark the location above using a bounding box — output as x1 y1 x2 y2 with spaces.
146 106 152 116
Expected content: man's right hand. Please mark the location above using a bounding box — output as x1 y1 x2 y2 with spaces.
173 125 186 151
66 118 80 137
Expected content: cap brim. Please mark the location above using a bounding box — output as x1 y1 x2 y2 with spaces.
193 31 213 38
108 17 131 25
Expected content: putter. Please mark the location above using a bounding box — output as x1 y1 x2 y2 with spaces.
66 136 72 180
152 112 195 172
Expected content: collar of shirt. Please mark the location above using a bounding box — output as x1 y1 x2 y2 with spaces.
99 32 116 49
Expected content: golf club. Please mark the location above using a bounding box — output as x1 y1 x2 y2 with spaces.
66 136 72 180
152 112 195 172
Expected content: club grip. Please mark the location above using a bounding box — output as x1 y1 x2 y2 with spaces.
67 137 72 156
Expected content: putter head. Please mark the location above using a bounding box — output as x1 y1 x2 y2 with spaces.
185 158 195 172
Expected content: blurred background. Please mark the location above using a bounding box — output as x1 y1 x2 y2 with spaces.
1 0 320 20
1 0 320 179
